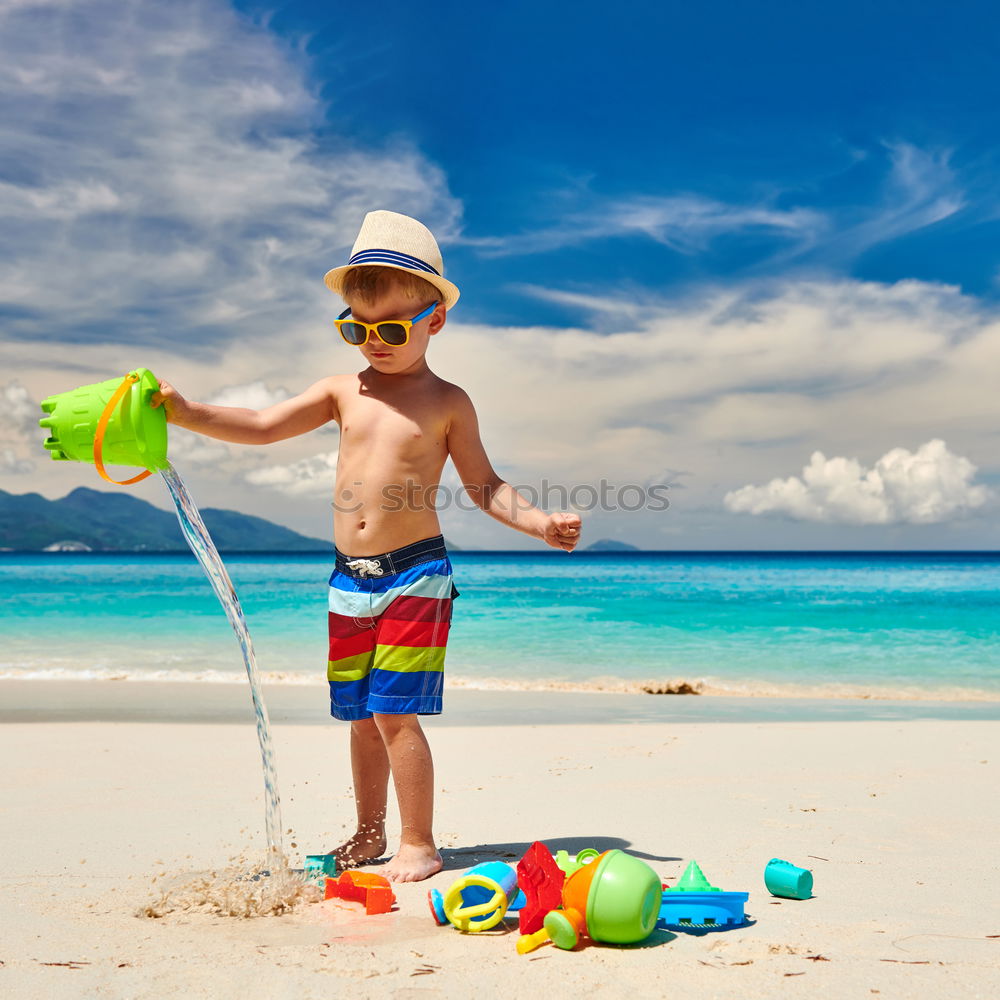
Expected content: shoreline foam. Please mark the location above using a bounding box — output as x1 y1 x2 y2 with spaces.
1 665 998 702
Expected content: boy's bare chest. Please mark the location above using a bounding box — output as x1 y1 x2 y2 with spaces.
338 392 448 459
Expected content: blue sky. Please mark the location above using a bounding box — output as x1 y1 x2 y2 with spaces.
245 0 1000 325
2 0 1000 548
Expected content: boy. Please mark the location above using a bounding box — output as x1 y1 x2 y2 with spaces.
151 210 582 882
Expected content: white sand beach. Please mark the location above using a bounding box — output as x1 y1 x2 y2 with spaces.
1 681 998 999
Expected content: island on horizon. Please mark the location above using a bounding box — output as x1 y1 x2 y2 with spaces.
0 486 331 553
584 538 640 552
0 486 475 554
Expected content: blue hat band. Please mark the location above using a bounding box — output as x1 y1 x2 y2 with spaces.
348 248 440 276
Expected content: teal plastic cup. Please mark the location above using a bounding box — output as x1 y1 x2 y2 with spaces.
303 854 338 882
764 858 813 899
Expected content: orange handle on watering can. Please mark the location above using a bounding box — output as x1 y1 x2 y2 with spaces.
93 373 153 485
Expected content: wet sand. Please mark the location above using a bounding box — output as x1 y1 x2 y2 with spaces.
2 678 999 725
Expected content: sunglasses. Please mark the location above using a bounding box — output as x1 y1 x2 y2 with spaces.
334 302 437 347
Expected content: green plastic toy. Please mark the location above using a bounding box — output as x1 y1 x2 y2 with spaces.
554 848 600 877
518 849 661 952
667 859 721 893
39 368 168 484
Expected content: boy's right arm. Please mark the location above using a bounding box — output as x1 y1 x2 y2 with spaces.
151 376 340 445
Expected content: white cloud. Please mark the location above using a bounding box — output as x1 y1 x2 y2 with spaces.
723 440 991 525
482 141 965 269
692 392 819 444
0 380 37 438
203 380 337 434
165 426 233 467
425 273 1000 547
0 446 34 474
460 278 971 450
793 143 966 266
0 0 461 350
611 197 823 252
12 268 1000 548
244 450 339 498
877 142 965 233
483 193 824 258
207 381 291 411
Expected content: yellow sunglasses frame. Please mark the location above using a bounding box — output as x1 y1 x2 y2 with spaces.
334 302 438 347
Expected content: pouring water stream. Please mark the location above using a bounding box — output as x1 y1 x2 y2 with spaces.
160 462 284 862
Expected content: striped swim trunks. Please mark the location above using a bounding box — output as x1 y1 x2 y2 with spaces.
327 534 458 720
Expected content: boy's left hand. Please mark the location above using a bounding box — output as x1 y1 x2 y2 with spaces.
543 512 582 552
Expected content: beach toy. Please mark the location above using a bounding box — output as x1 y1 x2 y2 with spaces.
516 841 566 934
324 870 395 915
554 847 600 877
516 849 661 953
39 368 168 485
428 862 524 932
764 858 813 899
657 860 749 929
303 854 338 883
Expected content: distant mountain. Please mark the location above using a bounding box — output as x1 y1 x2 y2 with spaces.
0 487 331 552
585 538 640 552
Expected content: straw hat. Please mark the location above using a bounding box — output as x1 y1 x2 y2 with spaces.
324 210 460 310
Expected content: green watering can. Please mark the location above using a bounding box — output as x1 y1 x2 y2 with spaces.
38 368 168 485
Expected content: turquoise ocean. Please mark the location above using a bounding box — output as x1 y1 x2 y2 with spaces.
2 551 1000 700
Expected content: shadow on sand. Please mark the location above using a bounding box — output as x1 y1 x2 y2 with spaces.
438 836 680 873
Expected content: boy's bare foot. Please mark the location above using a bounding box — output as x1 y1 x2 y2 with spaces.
330 828 387 870
382 843 443 883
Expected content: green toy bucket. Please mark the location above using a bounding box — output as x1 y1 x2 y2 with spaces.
585 850 662 944
39 368 168 485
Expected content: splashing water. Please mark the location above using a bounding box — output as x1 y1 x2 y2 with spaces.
140 858 321 919
160 463 283 860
